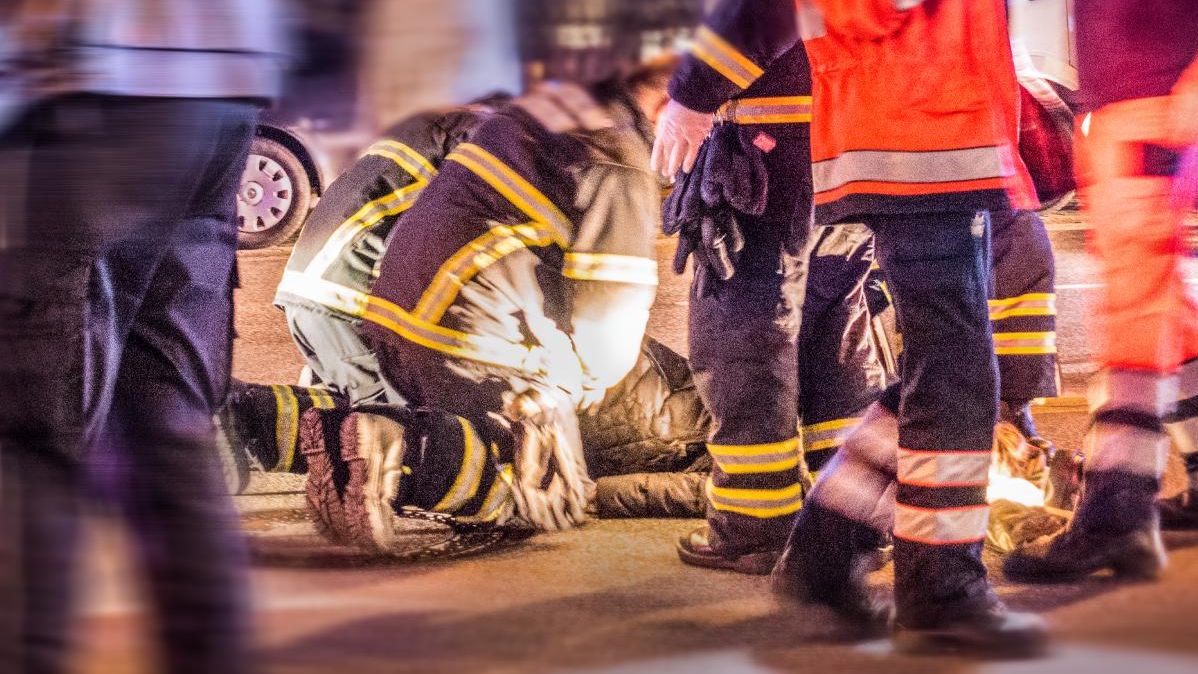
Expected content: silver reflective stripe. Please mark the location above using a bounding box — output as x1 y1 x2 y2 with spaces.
1088 369 1178 418
898 449 991 488
1087 422 1168 478
562 252 659 286
277 271 370 317
895 504 988 544
992 332 1057 355
1179 359 1198 401
893 0 926 9
812 147 1013 194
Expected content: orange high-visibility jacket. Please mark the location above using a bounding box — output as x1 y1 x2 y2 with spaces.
801 0 1035 224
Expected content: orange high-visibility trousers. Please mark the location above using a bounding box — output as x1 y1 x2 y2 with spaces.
1079 96 1198 374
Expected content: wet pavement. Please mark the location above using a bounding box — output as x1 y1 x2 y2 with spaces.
72 206 1198 673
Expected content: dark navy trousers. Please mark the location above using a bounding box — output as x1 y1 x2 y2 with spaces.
0 95 256 674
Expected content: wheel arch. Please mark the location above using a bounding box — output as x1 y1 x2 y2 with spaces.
254 124 328 198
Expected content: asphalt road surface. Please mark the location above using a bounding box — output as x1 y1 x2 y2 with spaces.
72 207 1198 673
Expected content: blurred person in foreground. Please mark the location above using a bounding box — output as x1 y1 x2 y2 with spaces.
0 1 285 672
1005 0 1198 580
655 0 1047 657
299 59 677 544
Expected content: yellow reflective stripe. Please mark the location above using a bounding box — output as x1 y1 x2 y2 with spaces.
446 143 572 244
717 96 813 125
895 504 989 545
469 464 515 523
433 417 485 513
271 384 300 472
303 182 424 277
307 388 337 410
989 292 1056 320
277 271 370 317
562 252 658 286
413 223 558 323
691 26 764 89
707 437 800 456
366 140 439 184
709 437 801 475
362 295 537 373
897 449 991 488
993 331 1057 355
706 478 804 518
802 417 862 452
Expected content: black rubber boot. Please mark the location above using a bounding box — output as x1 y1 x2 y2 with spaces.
1158 452 1198 529
1004 470 1166 582
894 588 1048 658
770 502 893 628
676 525 780 575
1000 400 1055 459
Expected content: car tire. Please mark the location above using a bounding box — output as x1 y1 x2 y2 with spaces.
237 136 313 250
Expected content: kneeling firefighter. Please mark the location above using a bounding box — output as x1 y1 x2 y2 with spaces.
300 61 675 548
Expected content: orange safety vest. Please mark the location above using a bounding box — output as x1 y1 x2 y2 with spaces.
800 0 1036 223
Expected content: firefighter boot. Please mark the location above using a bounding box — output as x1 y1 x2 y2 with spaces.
1000 400 1055 457
304 407 410 553
676 525 781 575
1159 427 1198 528
1004 470 1166 582
770 502 893 629
894 587 1049 658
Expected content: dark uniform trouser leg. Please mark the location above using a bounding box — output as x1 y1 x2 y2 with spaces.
871 211 997 618
689 217 805 556
799 225 887 473
989 209 1059 402
0 97 256 674
372 343 517 521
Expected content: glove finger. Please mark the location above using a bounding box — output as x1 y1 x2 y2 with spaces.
650 132 671 177
725 213 745 255
346 253 375 275
681 137 703 175
701 216 736 281
669 137 692 178
672 232 695 275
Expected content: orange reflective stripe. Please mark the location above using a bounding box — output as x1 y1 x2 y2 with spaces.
691 26 764 90
716 96 812 125
814 176 1011 204
989 293 1056 321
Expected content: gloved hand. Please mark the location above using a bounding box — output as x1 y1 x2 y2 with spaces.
662 124 768 293
346 231 387 277
651 99 715 179
502 387 593 531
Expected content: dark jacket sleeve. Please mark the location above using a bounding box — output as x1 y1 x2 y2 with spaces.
669 0 801 113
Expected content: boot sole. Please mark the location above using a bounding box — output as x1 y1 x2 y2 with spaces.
302 409 349 545
676 539 778 575
340 412 407 553
893 626 1049 659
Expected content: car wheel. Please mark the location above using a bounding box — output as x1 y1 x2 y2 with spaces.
237 136 313 250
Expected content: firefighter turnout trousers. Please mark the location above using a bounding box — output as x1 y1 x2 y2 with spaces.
687 42 815 557
799 224 888 474
989 209 1059 403
805 211 998 614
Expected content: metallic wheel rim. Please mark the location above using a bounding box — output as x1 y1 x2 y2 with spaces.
238 153 295 233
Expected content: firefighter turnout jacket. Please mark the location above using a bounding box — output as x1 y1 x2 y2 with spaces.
363 81 660 414
274 98 507 315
